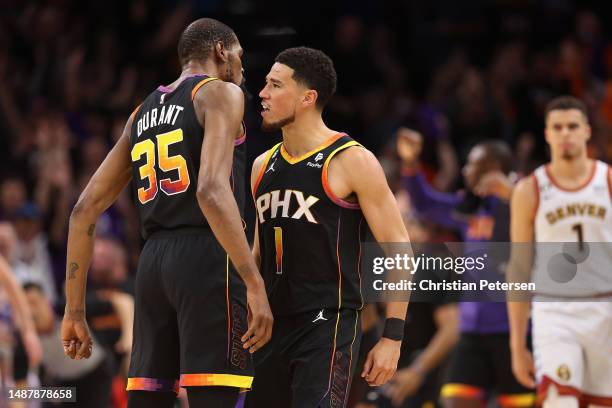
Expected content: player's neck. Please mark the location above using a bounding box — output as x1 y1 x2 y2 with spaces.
177 61 221 83
281 115 337 157
549 154 592 183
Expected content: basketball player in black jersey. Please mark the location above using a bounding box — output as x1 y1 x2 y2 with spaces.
60 19 272 408
246 47 410 408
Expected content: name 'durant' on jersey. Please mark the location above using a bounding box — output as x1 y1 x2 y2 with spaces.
256 190 320 224
137 104 185 137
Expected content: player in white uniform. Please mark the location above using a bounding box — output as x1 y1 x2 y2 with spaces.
508 96 612 407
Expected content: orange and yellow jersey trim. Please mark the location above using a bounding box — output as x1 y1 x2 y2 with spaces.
179 373 253 389
321 140 362 210
440 383 484 399
497 393 536 407
127 377 180 393
279 132 344 164
190 76 220 100
252 142 282 198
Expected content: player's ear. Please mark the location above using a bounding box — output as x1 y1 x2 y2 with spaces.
543 121 551 145
215 41 228 62
302 90 318 108
585 123 592 142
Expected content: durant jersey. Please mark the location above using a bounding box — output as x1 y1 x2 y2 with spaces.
129 75 246 239
254 133 367 316
532 160 612 297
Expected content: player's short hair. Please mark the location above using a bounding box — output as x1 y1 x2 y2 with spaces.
177 18 237 67
544 96 589 121
275 47 337 109
481 140 513 174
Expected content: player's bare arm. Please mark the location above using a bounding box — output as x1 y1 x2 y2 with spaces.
62 114 134 360
507 175 537 388
0 254 43 367
328 146 410 386
193 81 272 353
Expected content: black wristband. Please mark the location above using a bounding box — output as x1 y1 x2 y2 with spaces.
382 318 405 341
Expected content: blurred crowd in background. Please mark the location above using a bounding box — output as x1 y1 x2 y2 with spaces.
1 0 612 406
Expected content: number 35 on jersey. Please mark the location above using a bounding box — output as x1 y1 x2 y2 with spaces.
131 128 190 204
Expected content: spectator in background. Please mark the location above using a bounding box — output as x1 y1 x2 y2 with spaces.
394 113 458 192
9 206 57 306
0 254 42 398
446 67 505 162
351 144 460 408
89 237 134 362
356 244 460 408
397 130 533 407
0 177 28 222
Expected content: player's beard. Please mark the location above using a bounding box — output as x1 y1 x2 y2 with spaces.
261 111 296 132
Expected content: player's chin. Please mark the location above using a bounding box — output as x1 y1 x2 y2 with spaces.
261 118 280 132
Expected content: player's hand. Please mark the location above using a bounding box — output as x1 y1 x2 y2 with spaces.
22 328 43 368
511 346 536 388
242 280 273 353
474 171 513 201
396 128 423 167
61 314 93 360
361 337 401 386
387 366 424 406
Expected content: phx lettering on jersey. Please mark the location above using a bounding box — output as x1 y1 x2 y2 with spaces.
137 104 185 137
256 190 319 224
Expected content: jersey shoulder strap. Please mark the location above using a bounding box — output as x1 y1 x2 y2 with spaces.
321 138 363 209
191 76 220 100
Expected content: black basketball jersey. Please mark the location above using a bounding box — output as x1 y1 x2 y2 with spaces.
253 133 367 316
129 75 246 239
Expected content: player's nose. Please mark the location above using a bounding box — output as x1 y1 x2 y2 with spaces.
259 86 268 99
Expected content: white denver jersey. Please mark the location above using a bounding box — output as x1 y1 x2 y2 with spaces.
530 161 612 396
532 160 612 297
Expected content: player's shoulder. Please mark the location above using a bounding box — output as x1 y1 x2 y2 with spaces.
193 79 244 106
514 173 538 197
511 173 539 215
252 150 270 173
327 137 371 165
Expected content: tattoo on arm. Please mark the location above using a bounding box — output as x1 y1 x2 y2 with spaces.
68 262 79 279
87 224 95 236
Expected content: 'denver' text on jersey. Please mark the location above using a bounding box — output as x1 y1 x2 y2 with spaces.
253 133 368 317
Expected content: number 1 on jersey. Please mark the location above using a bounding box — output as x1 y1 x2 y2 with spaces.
274 227 283 275
572 223 584 251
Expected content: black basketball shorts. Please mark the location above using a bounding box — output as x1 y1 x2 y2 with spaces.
246 308 362 408
126 228 253 393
